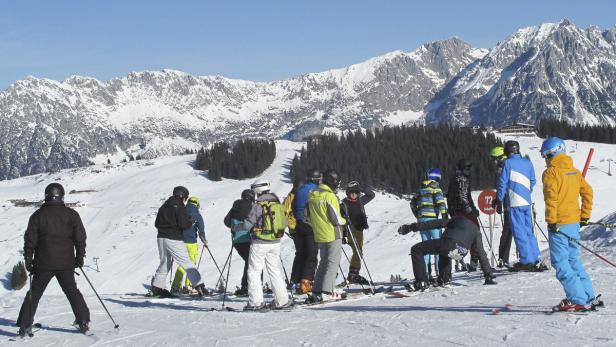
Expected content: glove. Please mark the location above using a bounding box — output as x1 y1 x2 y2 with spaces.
548 224 558 233
75 257 84 268
397 224 416 235
472 209 480 218
200 236 208 246
492 199 503 214
25 257 34 272
580 218 590 227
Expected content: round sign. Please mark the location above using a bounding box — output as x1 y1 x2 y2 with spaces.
478 190 497 215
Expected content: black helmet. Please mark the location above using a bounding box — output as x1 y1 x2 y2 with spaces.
172 186 189 200
306 168 322 184
345 181 361 195
457 158 473 177
504 140 520 156
322 169 340 190
241 189 255 202
44 183 65 202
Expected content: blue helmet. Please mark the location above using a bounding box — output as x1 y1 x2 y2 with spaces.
540 137 566 159
426 168 442 181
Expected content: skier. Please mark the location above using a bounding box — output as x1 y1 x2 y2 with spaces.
290 169 321 294
151 186 208 297
490 146 513 268
224 189 256 296
16 183 90 337
495 141 544 272
171 196 207 294
540 137 601 311
282 178 303 289
306 170 347 303
244 179 290 310
341 181 375 284
398 215 497 291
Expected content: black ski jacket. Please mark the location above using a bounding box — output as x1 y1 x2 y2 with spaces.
447 172 478 216
155 196 193 241
410 216 479 250
342 188 375 231
24 201 87 271
224 199 253 228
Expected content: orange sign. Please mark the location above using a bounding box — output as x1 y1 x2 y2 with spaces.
478 190 497 215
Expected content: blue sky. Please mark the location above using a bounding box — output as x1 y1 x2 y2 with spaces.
1 0 615 89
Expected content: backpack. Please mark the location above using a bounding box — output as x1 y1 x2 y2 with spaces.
253 200 288 241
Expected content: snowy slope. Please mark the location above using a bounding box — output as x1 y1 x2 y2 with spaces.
0 138 615 345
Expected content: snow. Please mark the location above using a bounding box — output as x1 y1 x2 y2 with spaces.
0 137 615 345
383 109 424 125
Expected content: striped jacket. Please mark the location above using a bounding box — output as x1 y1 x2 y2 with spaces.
497 154 536 208
412 180 448 218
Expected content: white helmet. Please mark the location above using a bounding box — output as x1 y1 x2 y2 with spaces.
251 179 270 195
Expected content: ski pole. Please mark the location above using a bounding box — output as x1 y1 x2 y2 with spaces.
197 245 206 270
477 218 498 265
221 249 233 309
533 221 550 243
554 229 616 269
346 225 376 294
79 267 119 329
216 246 233 290
339 248 352 290
205 246 224 277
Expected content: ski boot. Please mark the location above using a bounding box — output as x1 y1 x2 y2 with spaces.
407 280 430 292
588 294 604 309
194 283 210 297
496 259 507 268
348 273 370 285
466 260 478 272
305 292 323 304
18 326 33 338
483 274 497 285
436 277 451 288
150 286 175 298
552 299 588 312
243 302 269 312
234 286 249 297
73 320 89 334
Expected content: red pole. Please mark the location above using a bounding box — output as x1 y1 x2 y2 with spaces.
582 148 594 177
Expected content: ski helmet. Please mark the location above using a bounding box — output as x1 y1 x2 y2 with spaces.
44 183 65 202
504 140 520 156
241 189 255 202
306 168 322 184
172 186 189 200
187 196 200 208
457 159 473 177
490 146 505 159
345 180 361 195
540 137 566 159
426 168 442 182
322 169 340 190
251 179 270 195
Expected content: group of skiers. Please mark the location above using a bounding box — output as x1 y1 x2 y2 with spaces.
13 136 604 337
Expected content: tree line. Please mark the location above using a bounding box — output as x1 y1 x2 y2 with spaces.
290 125 503 195
537 118 616 144
195 139 276 181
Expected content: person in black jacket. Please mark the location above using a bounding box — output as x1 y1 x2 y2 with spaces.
398 215 496 291
16 183 90 337
341 181 375 284
151 186 207 297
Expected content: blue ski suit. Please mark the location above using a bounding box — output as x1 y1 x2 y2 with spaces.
497 154 540 265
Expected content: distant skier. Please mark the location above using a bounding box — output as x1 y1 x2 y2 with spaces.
151 186 208 297
341 181 375 285
489 146 513 268
540 137 602 311
244 179 290 310
398 215 497 291
410 169 448 282
224 189 256 296
171 196 207 294
495 141 544 272
306 170 347 303
290 169 321 294
16 183 90 337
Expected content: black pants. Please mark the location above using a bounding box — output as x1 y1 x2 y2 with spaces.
233 242 251 290
17 270 90 328
411 238 457 283
290 220 318 283
498 211 513 263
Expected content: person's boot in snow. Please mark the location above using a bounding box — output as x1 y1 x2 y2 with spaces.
348 273 369 285
408 280 430 292
18 326 33 338
243 302 268 311
484 274 497 285
74 320 89 334
150 286 174 298
194 283 209 297
588 295 604 309
305 292 322 304
552 299 588 312
436 277 451 288
234 286 248 297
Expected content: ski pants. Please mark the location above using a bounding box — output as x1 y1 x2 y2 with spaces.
17 269 90 329
313 239 342 294
549 223 595 305
290 220 318 283
498 210 513 263
411 238 457 283
234 242 251 290
247 241 288 306
509 206 541 264
153 238 203 289
348 224 365 274
418 217 441 276
171 242 199 290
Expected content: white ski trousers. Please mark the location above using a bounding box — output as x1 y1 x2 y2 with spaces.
247 242 288 306
152 238 203 289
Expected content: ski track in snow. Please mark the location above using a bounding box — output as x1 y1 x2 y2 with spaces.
0 138 615 345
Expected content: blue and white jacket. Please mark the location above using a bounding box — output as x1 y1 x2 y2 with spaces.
497 154 536 208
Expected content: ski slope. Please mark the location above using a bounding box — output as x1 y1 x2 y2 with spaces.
0 137 615 346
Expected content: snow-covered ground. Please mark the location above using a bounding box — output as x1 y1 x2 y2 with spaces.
0 136 615 346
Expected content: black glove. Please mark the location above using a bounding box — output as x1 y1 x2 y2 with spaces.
25 257 34 273
580 218 590 227
472 209 480 218
75 257 84 268
397 224 416 235
548 224 558 233
492 199 503 214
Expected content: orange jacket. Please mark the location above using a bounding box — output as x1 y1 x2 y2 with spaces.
542 153 593 225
